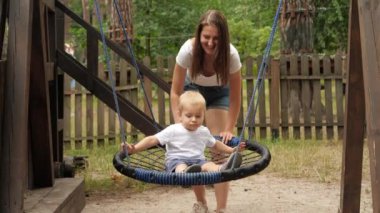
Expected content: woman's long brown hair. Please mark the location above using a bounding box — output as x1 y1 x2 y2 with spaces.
191 10 230 85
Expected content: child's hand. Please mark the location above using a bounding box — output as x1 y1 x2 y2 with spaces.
239 141 246 150
120 143 135 154
233 141 246 152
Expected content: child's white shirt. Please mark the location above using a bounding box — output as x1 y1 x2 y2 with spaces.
155 123 216 161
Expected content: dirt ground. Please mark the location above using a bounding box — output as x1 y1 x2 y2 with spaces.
82 173 373 213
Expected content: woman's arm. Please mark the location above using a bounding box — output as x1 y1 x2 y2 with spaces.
170 63 187 123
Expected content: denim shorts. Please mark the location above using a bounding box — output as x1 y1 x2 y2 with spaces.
165 158 207 172
184 83 230 109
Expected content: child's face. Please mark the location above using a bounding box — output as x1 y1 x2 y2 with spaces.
179 104 205 131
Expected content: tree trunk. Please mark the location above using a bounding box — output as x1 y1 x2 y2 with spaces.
280 0 314 54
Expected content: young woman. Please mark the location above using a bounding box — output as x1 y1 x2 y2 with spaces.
170 10 242 213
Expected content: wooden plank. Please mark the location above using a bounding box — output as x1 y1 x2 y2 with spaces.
279 75 343 80
339 0 365 211
44 6 63 163
280 55 289 139
358 0 380 211
323 56 334 139
74 81 82 149
24 178 85 213
129 57 139 139
57 51 163 140
119 59 129 138
269 59 280 139
0 0 8 59
143 56 153 118
32 2 55 167
108 60 116 145
0 0 33 211
30 2 56 185
85 91 93 149
289 54 300 139
168 56 175 124
334 53 344 140
0 60 5 156
312 54 322 140
41 0 54 10
63 74 72 149
245 56 255 138
257 56 267 139
85 30 98 149
56 5 66 155
301 55 312 139
97 64 105 147
157 56 165 126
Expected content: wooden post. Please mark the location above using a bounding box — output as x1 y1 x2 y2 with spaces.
0 0 33 211
289 54 300 139
167 56 175 124
86 30 98 149
0 0 8 59
269 59 280 139
300 55 312 139
280 55 289 139
339 0 365 211
334 53 345 140
29 0 54 187
357 0 380 211
258 57 267 139
323 56 334 140
245 56 255 137
0 60 5 153
157 56 165 126
311 54 322 140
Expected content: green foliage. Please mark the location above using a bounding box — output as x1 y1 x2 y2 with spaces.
132 0 203 58
64 0 349 61
313 0 349 53
131 0 283 58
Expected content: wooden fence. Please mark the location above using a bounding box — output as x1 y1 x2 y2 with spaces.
63 53 346 149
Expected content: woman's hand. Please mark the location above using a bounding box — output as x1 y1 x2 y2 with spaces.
219 131 234 144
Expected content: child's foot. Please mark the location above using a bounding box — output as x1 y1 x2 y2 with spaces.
181 164 202 188
184 164 202 173
219 152 242 171
193 201 209 213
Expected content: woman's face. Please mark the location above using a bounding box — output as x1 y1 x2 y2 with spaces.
200 25 219 56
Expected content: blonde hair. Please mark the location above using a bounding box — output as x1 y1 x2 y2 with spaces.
178 91 206 112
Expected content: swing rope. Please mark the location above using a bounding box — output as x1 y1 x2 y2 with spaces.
112 0 161 133
238 0 283 144
94 0 127 144
104 0 283 185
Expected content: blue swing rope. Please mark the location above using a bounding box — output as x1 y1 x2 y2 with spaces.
93 0 127 145
104 1 281 185
112 0 160 133
93 0 161 155
238 0 283 145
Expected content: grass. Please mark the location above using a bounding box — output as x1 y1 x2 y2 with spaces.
65 143 155 194
64 138 371 194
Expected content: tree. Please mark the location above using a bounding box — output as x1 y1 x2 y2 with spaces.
280 0 314 54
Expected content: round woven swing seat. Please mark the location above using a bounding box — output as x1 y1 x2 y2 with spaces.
113 138 271 186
